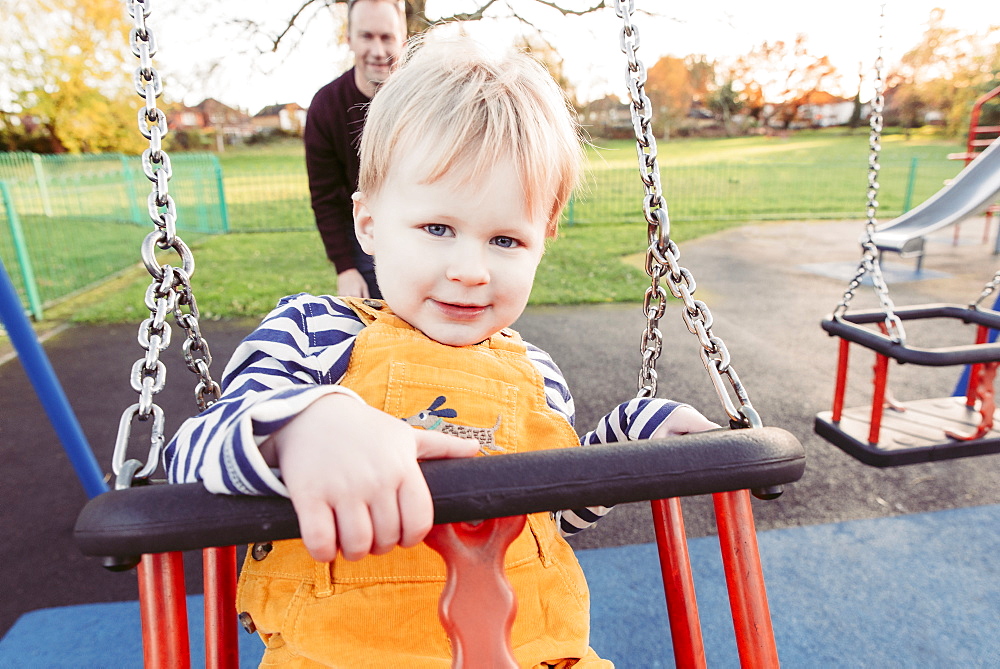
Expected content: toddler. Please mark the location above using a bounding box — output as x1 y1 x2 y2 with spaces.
166 35 717 668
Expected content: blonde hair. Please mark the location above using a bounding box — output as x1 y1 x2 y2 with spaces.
357 36 583 236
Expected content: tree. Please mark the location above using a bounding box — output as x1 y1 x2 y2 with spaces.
723 35 841 130
1 0 147 153
686 56 715 103
512 32 578 107
259 0 607 52
726 41 783 125
643 55 716 138
775 51 837 129
885 8 1000 136
847 67 865 130
645 56 693 137
197 1 612 122
708 80 743 136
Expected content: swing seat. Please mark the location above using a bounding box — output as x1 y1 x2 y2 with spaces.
816 304 1000 467
816 397 1000 467
76 428 804 668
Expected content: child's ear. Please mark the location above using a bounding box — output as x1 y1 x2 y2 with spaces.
353 192 376 255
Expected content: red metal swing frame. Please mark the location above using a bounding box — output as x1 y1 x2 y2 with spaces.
945 85 1000 247
816 305 1000 467
119 494 777 668
78 430 805 668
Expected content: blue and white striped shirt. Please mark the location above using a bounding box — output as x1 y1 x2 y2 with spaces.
164 294 686 536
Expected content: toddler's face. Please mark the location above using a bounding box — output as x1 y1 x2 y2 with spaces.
354 152 548 346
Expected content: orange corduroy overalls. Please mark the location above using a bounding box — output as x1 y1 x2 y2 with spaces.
236 298 612 668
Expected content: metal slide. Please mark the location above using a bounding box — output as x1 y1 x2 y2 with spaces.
871 138 1000 264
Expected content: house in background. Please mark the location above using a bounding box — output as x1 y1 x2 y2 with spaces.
797 91 861 128
579 94 633 138
761 91 866 130
252 103 308 136
168 98 254 149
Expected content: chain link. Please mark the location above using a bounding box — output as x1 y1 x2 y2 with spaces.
832 6 906 344
112 0 220 485
972 270 1000 309
614 0 757 427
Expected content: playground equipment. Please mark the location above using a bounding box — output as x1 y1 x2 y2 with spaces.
954 84 1000 162
0 258 107 498
870 139 1000 269
815 39 1000 467
872 85 1000 268
73 1 805 667
946 84 1000 249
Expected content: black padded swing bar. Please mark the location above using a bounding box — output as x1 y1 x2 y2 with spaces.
75 427 804 560
821 303 1000 365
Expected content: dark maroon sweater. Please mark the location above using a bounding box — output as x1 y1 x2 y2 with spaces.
304 68 370 273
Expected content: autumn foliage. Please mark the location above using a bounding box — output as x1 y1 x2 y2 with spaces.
1 0 147 154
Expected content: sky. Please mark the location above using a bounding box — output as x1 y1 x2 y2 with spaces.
151 1 993 116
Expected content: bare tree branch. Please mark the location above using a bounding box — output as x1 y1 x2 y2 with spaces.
245 1 616 57
524 0 605 17
269 0 329 52
437 0 501 23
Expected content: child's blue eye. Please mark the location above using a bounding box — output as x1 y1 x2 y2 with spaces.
492 236 518 248
425 224 449 237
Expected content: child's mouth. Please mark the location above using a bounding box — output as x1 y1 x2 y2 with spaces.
433 301 487 320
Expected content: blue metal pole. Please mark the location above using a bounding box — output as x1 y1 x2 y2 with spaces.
952 290 1000 397
0 257 108 498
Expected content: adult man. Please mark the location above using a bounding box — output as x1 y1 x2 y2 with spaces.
304 0 407 298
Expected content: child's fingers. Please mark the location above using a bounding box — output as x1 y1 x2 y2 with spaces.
335 500 376 561
396 468 435 548
413 430 480 460
368 491 403 555
651 407 722 438
291 495 339 563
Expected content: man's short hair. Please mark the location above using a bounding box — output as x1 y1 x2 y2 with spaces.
358 35 583 236
347 0 407 30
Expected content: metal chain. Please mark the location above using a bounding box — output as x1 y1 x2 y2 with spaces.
112 0 221 486
832 5 906 344
614 0 759 429
972 270 1000 309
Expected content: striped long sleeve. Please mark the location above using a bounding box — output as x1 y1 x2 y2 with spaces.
164 293 686 536
164 293 365 495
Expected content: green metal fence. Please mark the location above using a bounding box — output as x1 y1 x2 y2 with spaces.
568 157 960 227
206 157 961 232
0 152 227 319
0 150 965 320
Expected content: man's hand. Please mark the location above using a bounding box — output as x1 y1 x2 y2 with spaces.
263 394 479 563
336 268 371 298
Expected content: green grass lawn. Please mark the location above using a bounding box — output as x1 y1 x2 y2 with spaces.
38 129 965 325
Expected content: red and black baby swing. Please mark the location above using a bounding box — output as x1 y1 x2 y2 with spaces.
813 36 1000 467
74 1 806 667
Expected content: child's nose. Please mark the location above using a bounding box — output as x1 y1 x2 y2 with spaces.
445 250 490 285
